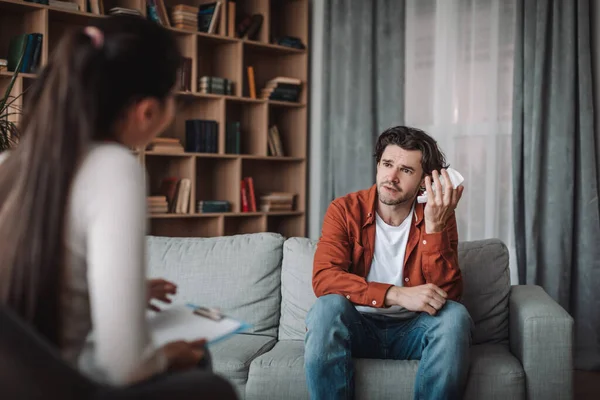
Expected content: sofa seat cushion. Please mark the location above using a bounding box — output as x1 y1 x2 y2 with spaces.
278 238 511 345
147 233 284 337
210 334 276 399
245 341 525 400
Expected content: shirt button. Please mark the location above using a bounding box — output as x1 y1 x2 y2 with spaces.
405 277 409 282
423 240 427 245
346 295 350 299
372 300 377 305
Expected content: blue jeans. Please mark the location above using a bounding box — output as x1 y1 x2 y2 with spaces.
304 294 472 400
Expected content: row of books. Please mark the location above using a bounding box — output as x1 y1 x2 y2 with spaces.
186 120 218 153
267 125 285 157
199 76 234 95
7 33 43 73
155 177 192 214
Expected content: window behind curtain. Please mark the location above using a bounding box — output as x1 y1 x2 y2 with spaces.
405 0 517 281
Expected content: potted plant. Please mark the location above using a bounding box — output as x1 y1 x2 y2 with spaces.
0 53 25 153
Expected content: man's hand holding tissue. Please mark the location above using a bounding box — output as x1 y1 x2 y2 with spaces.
423 169 464 234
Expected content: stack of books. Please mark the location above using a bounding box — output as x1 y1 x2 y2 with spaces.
260 193 295 212
170 4 198 31
185 120 218 153
146 137 184 153
108 7 141 17
273 36 305 49
197 200 230 213
226 121 241 154
260 77 302 102
49 0 80 11
198 76 233 95
148 196 169 214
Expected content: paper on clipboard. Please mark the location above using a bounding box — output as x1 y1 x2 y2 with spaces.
147 303 251 347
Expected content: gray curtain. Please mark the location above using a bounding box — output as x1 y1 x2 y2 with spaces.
318 0 405 223
512 0 600 369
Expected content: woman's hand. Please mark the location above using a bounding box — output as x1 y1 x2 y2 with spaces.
162 339 207 371
147 278 177 312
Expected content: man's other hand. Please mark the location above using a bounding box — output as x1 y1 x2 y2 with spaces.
385 284 447 316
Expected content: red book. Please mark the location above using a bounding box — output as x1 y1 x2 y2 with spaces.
245 177 257 212
241 179 249 212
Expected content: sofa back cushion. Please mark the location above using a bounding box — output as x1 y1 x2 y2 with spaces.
147 233 284 338
278 237 510 345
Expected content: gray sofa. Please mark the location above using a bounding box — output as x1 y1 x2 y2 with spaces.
147 233 573 400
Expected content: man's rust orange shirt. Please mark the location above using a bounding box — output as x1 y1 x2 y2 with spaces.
312 184 463 307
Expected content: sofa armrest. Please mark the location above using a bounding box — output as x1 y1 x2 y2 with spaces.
509 285 573 400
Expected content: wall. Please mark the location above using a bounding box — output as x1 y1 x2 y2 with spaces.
592 1 600 191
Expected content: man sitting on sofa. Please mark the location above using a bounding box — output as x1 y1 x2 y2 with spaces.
305 126 472 400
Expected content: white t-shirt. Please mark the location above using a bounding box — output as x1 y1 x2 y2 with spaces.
44 143 164 385
355 208 417 318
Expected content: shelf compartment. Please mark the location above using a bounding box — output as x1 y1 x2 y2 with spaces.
243 49 307 102
267 105 306 158
225 99 267 155
170 95 224 153
267 214 304 238
236 0 270 43
150 216 223 237
145 154 196 215
196 157 241 213
224 214 266 235
241 158 305 212
0 6 47 70
270 0 308 49
196 34 242 96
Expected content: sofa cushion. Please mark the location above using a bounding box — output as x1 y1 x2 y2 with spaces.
278 238 510 344
245 341 524 400
278 237 318 340
147 233 284 337
210 334 277 400
459 239 510 344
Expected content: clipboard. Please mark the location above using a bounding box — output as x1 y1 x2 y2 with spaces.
147 303 252 347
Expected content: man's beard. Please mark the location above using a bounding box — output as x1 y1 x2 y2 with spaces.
377 182 419 206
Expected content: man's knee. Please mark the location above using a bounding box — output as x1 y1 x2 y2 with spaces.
436 301 472 337
307 294 354 325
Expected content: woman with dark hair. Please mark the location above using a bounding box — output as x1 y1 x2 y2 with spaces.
0 16 234 395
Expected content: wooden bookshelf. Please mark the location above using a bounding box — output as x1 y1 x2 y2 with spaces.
0 0 309 238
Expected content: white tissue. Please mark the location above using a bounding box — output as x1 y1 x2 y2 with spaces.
417 167 464 204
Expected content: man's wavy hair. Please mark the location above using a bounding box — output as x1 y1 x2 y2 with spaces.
374 126 448 176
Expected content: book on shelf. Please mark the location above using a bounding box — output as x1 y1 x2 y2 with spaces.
237 13 263 40
197 200 231 213
198 2 222 34
226 0 236 38
156 177 191 214
260 192 295 212
273 36 306 50
261 77 302 102
267 125 284 157
226 121 241 154
240 177 257 212
147 0 170 27
178 57 192 91
198 76 233 95
146 137 184 153
185 120 218 153
247 66 256 99
7 33 43 74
